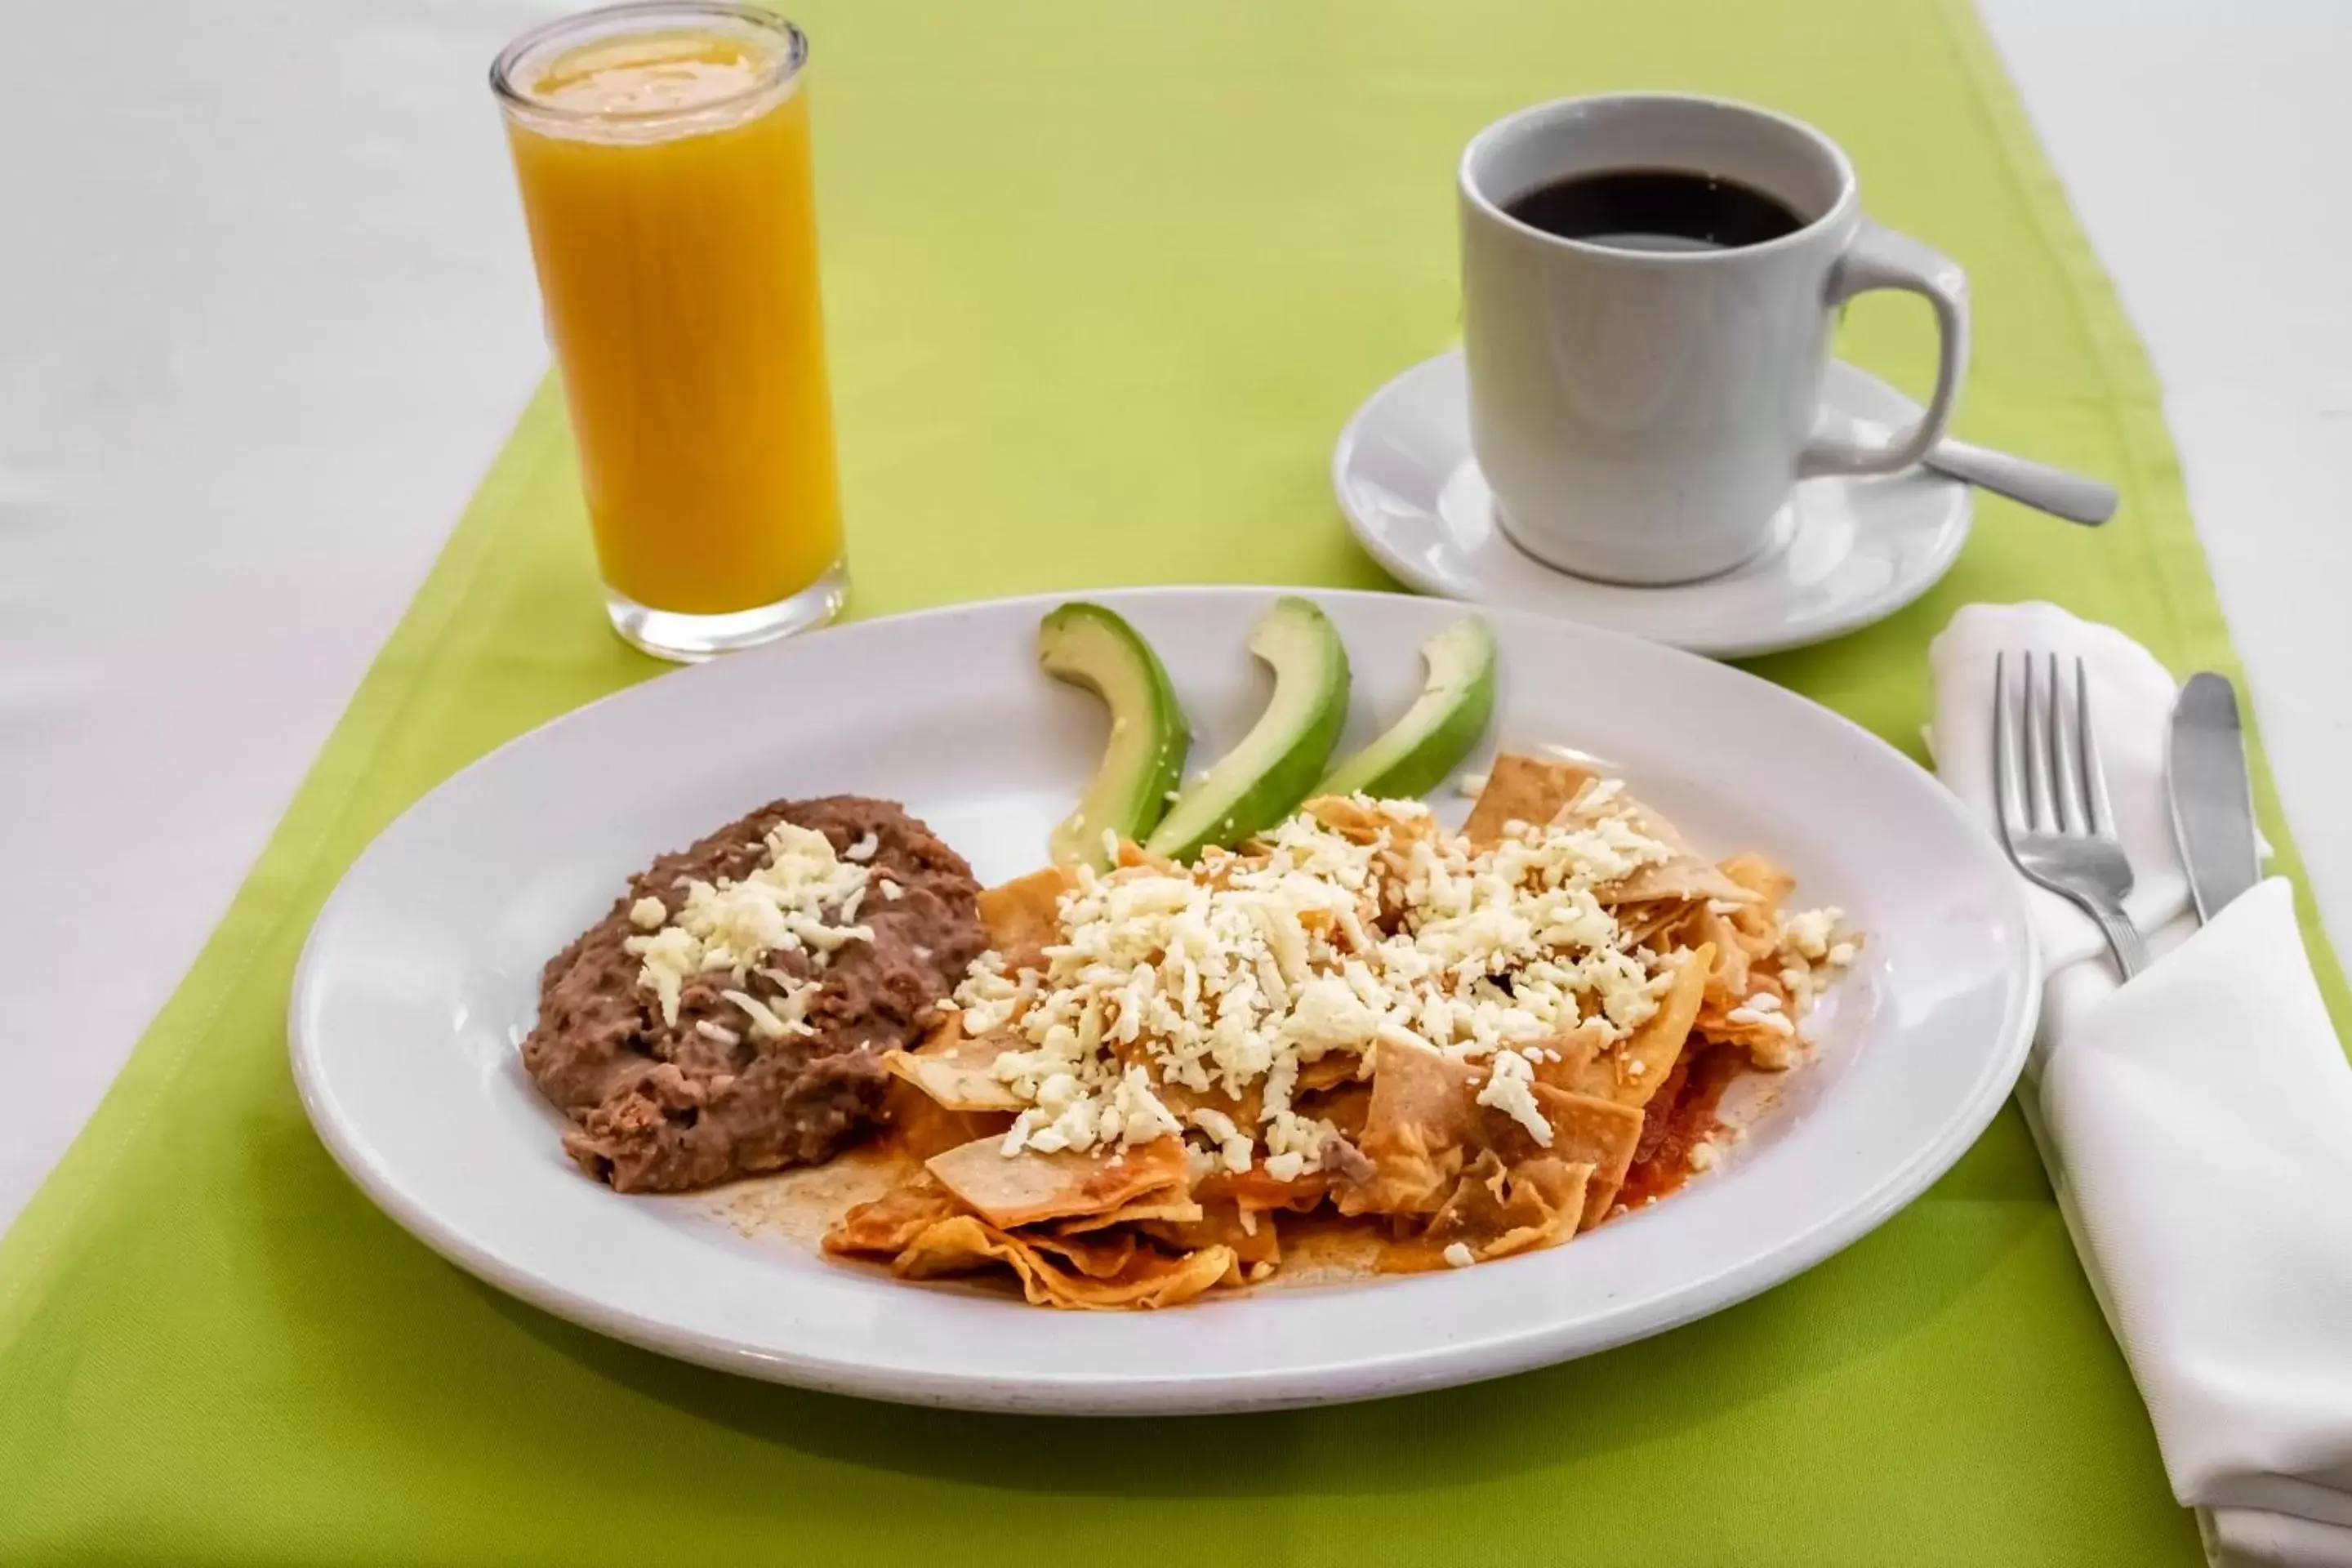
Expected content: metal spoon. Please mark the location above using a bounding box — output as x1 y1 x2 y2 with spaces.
1825 404 2118 525
1922 437 2117 526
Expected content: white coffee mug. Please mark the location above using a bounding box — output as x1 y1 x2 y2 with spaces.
1459 93 1968 585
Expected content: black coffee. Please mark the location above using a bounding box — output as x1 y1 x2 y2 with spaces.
1503 168 1804 252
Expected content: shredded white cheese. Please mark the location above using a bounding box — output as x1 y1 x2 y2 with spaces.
960 795 1682 1169
622 822 873 1028
1775 907 1858 1012
1725 1003 1797 1038
1781 906 1842 961
1474 1048 1552 1146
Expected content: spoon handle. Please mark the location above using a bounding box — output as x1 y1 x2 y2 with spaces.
1923 437 2118 525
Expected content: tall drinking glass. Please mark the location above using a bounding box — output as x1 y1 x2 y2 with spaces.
492 2 844 662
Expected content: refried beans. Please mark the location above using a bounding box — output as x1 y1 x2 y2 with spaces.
523 795 983 1192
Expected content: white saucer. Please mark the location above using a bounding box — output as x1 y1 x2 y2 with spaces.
1334 351 1973 659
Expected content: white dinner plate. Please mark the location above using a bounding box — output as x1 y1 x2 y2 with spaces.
291 587 2036 1414
1334 351 1974 658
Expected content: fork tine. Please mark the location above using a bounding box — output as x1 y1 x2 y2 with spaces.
2021 652 2056 832
2076 657 2119 839
1992 653 2027 844
2049 651 2091 835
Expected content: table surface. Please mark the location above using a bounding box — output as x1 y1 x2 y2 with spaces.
2 0 2345 1236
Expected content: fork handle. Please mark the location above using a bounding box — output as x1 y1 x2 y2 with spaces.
2082 900 2148 979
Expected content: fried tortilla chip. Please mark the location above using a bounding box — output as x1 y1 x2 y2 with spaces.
823 1170 962 1257
1055 1187 1205 1235
1113 841 1178 873
1697 960 1788 1023
1618 901 1692 950
1530 947 1710 1110
891 1214 1234 1310
1526 1020 1610 1092
1610 943 1712 1107
1719 852 1795 910
882 1078 1017 1162
1426 1150 1596 1262
1302 794 1392 840
1529 1084 1644 1229
1194 1166 1328 1215
889 1215 1019 1279
1462 754 1598 844
1703 909 1757 1002
1336 1039 1480 1216
1149 1073 1264 1129
1141 1198 1285 1270
1299 1078 1373 1140
1717 854 1794 961
1016 1225 1142 1280
924 1135 1190 1229
1598 855 1757 908
1530 1025 1615 1100
1550 782 1761 908
1695 1012 1798 1068
884 1020 1024 1113
1556 779 1693 849
1076 1241 1240 1309
978 866 1077 970
1694 970 1802 1068
1644 902 1753 1005
1294 1053 1365 1094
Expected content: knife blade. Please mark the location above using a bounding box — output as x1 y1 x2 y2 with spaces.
2167 672 2261 921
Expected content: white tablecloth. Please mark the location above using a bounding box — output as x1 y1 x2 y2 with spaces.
2 0 2345 1231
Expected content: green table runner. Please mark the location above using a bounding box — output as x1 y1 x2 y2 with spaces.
6 0 2343 1560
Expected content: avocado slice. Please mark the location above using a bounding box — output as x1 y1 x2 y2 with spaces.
1144 596 1350 862
1040 602 1190 869
1314 617 1498 800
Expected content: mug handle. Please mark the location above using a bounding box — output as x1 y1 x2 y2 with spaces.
1797 219 1970 478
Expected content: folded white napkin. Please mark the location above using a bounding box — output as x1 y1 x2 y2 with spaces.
1929 603 2352 1567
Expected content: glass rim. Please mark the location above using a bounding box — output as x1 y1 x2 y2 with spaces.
489 1 808 129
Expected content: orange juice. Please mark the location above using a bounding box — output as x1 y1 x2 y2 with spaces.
496 7 841 645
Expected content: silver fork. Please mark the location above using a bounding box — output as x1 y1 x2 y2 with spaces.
1993 651 2148 978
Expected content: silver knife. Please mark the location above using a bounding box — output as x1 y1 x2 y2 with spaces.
2167 673 2262 921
